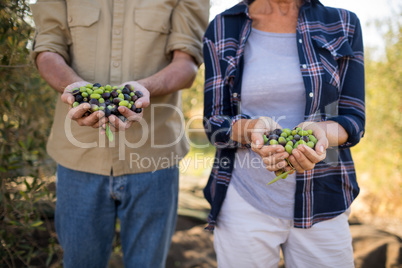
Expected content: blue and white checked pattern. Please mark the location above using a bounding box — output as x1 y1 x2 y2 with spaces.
203 1 365 230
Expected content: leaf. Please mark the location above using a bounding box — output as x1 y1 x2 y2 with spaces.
267 169 294 185
106 123 113 142
19 190 29 200
30 221 43 227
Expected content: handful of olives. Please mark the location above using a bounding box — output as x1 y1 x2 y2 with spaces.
71 82 143 118
264 127 318 185
70 83 144 141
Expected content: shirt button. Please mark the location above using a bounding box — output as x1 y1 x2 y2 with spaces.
299 39 302 44
233 93 238 97
161 24 167 31
309 92 314 98
114 29 121 35
113 61 120 68
68 16 73 23
302 64 307 69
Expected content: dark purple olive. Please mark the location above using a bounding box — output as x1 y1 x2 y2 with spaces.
90 98 99 106
294 134 301 141
72 89 80 95
291 139 297 145
123 94 130 101
104 108 111 117
131 95 138 102
111 91 119 98
134 108 142 113
93 83 102 88
135 91 143 98
273 129 282 136
268 134 279 141
113 98 123 105
301 136 309 143
104 99 111 106
75 94 83 103
122 87 130 95
130 103 136 112
102 92 111 99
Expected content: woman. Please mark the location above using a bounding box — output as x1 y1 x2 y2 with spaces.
203 0 365 267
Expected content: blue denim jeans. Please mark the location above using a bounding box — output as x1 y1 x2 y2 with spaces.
55 164 179 268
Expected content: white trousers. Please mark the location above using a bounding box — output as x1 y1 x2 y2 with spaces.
214 184 354 268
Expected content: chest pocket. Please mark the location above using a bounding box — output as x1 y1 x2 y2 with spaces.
312 35 354 109
312 35 354 89
67 5 100 81
132 7 172 78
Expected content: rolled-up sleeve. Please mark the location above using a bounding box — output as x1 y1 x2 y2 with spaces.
203 20 250 147
30 0 71 65
328 16 365 149
166 0 209 66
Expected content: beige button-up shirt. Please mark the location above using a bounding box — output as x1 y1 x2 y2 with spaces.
31 0 209 176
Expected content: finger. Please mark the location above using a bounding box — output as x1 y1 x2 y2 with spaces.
288 155 304 173
266 160 288 172
315 138 328 156
262 152 289 166
109 115 132 132
297 145 325 163
91 116 109 129
77 111 104 127
284 166 295 174
251 133 264 149
254 145 285 158
118 106 142 122
61 92 76 105
68 103 91 120
291 149 315 171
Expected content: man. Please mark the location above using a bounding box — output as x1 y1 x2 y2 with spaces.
30 0 209 267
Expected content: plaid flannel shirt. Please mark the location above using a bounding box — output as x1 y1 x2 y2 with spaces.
203 0 365 230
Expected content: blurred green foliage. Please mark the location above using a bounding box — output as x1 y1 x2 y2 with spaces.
0 0 59 266
352 11 402 216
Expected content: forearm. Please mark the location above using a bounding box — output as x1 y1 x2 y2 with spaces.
137 50 198 97
36 52 84 93
298 121 348 147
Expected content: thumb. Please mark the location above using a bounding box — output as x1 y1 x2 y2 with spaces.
251 133 264 149
315 138 328 155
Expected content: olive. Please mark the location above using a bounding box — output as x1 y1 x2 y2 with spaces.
90 98 99 106
301 136 309 143
123 94 130 101
294 134 301 141
269 139 279 145
285 144 293 154
269 134 279 140
119 100 129 107
122 87 130 95
273 128 282 136
307 141 315 148
102 92 111 99
113 98 123 105
72 89 80 95
278 136 287 145
104 107 111 117
93 83 102 88
111 91 119 98
134 108 142 113
75 94 83 103
135 91 143 98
